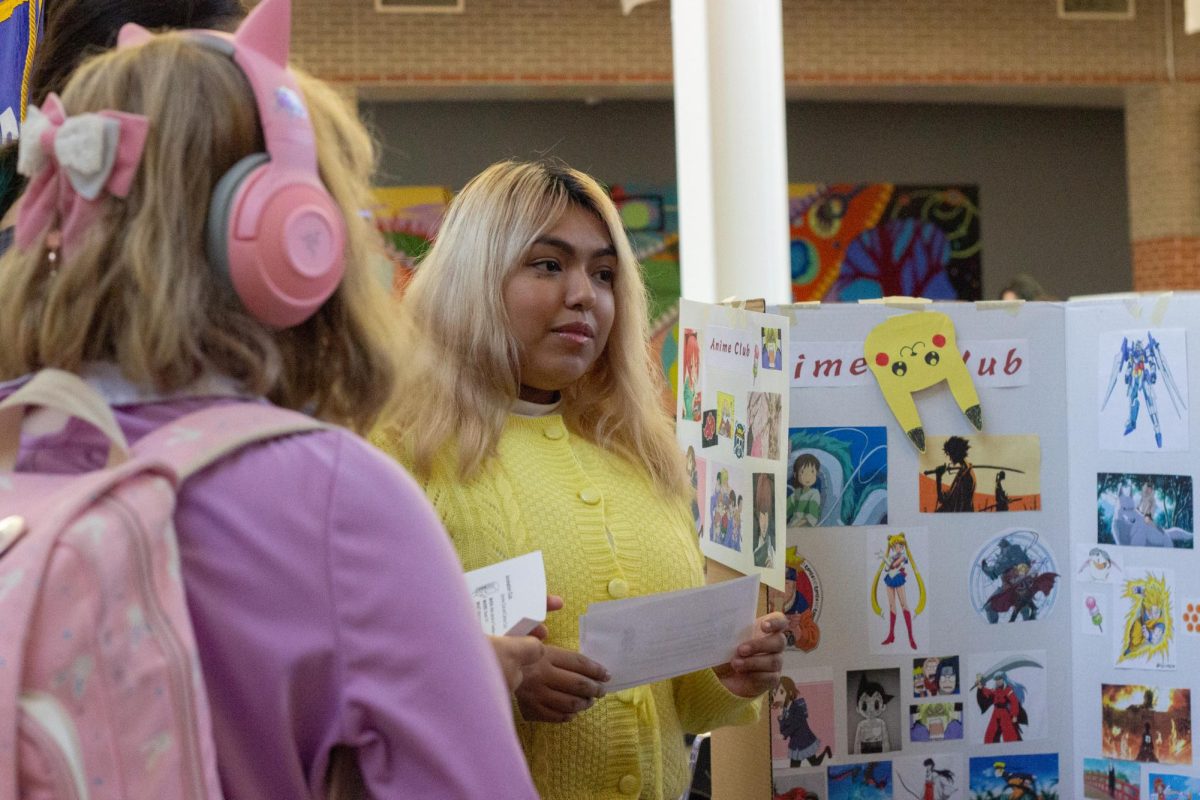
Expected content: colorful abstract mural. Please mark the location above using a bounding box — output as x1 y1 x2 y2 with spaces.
789 183 981 302
369 181 979 409
370 186 453 296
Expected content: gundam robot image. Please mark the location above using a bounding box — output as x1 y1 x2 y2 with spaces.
1102 332 1187 448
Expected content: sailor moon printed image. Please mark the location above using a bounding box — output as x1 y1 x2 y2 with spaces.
869 531 927 653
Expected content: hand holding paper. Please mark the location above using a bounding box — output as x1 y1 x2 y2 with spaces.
713 611 787 698
514 645 610 723
579 575 762 692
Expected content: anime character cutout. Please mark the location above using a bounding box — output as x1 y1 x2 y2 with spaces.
762 327 783 370
910 701 963 742
681 328 701 421
932 435 976 512
915 655 959 697
1118 573 1172 665
775 678 832 767
1102 331 1187 449
775 551 821 652
937 658 959 695
1078 547 1121 582
973 668 1029 743
790 453 821 527
974 535 1059 624
897 758 958 800
752 473 776 568
990 761 1038 799
830 762 890 791
871 532 925 649
863 311 982 452
851 674 894 754
708 469 742 550
685 446 702 539
1106 485 1193 548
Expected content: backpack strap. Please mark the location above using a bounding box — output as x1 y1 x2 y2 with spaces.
0 369 131 470
130 401 328 484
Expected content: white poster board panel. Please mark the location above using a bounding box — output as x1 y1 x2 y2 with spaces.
768 301 1074 796
677 299 789 590
1067 294 1200 798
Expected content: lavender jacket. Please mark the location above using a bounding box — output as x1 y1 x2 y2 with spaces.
13 384 538 799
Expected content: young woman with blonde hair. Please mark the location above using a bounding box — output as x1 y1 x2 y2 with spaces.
0 6 537 796
376 159 786 799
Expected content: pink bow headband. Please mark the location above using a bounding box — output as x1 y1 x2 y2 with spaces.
15 93 150 257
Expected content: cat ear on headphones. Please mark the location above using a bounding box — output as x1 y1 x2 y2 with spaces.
235 0 290 67
116 23 154 49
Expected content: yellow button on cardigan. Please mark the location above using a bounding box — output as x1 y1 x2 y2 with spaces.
375 414 759 800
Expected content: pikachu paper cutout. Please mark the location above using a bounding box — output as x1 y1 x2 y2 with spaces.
863 312 982 452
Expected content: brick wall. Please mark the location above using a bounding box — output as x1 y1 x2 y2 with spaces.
1132 237 1200 289
292 0 1200 90
1125 85 1200 239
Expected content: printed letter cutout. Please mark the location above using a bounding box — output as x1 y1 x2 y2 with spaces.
864 311 982 452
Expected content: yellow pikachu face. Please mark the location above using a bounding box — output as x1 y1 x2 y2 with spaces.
863 311 982 452
865 313 960 393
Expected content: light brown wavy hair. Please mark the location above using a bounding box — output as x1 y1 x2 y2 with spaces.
0 34 401 433
385 160 686 496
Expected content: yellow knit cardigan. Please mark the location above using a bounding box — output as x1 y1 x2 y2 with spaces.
375 413 759 799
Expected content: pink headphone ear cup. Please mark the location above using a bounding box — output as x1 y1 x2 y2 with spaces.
210 157 346 328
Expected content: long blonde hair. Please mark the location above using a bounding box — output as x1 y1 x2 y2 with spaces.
0 35 400 434
389 160 686 495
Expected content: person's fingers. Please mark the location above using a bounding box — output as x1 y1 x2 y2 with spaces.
532 687 596 714
539 661 608 699
546 594 565 612
545 645 611 683
758 612 788 633
529 623 550 641
738 633 787 658
729 652 783 675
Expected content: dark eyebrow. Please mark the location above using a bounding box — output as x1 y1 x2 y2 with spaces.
532 236 617 260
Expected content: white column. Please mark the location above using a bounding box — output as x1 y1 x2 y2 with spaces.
671 0 791 305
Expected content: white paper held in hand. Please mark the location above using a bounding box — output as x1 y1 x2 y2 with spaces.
464 551 547 637
578 574 760 692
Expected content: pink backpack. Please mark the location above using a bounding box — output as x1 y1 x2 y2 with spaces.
0 370 324 800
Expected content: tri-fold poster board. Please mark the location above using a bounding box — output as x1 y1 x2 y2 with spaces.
679 294 1200 800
